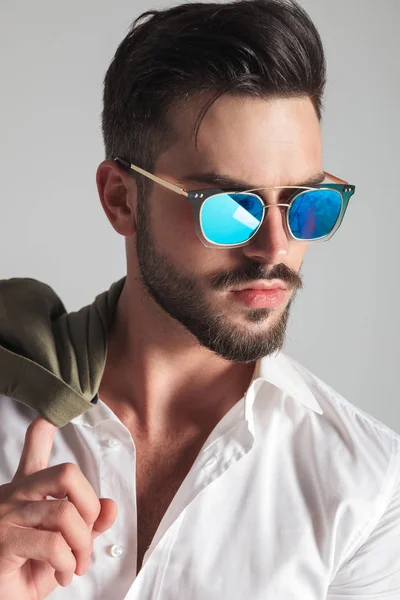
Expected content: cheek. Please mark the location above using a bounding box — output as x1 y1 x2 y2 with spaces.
150 191 205 258
149 193 239 279
289 240 310 269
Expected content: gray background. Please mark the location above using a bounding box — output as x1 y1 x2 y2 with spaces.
1 1 399 430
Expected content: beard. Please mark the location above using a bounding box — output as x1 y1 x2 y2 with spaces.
135 204 303 363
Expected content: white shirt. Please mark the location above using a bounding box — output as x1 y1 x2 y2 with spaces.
1 352 400 599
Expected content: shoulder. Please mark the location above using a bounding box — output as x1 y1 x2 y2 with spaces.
283 352 400 448
278 353 400 506
255 352 400 500
258 355 400 579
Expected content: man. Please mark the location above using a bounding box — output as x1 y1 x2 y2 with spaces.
0 0 399 598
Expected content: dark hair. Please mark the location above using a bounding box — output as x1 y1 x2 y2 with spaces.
101 0 326 198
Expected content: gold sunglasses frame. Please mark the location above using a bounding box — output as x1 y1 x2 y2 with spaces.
114 157 356 248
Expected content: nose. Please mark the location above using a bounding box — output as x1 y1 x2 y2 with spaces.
241 203 289 264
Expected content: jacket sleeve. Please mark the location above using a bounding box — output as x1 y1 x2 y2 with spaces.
327 442 400 599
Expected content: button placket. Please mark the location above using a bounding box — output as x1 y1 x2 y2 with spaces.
96 420 137 593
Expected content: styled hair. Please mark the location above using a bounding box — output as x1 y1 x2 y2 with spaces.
101 0 326 197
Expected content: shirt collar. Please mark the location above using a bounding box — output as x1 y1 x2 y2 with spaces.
71 394 116 427
72 352 323 430
243 351 323 434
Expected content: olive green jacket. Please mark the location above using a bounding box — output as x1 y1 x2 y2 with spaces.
0 277 125 428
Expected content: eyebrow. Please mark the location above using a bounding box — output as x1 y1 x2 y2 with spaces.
180 170 326 189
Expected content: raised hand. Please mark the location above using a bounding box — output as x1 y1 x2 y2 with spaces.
0 416 118 599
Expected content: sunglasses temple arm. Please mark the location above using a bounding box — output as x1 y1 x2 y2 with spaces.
114 157 188 197
323 171 348 184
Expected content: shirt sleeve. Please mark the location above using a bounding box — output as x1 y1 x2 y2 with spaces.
327 440 400 599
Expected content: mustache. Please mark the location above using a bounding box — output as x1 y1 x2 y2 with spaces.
211 262 303 292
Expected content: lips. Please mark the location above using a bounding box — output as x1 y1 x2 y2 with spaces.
231 287 287 309
231 280 288 293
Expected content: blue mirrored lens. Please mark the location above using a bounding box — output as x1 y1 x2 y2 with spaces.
288 189 342 240
201 193 264 245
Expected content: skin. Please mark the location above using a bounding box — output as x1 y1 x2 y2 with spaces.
96 94 322 445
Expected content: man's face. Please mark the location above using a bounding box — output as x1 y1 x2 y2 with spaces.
133 95 322 362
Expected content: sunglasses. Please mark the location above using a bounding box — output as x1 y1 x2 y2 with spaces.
114 157 356 249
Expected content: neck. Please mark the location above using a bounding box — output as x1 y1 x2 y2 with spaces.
98 276 256 440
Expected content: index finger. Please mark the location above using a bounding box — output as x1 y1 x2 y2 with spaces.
13 416 58 480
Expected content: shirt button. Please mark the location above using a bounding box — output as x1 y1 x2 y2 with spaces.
204 455 217 469
109 544 124 558
106 438 121 449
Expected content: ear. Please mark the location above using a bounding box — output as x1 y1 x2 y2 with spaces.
96 159 137 236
